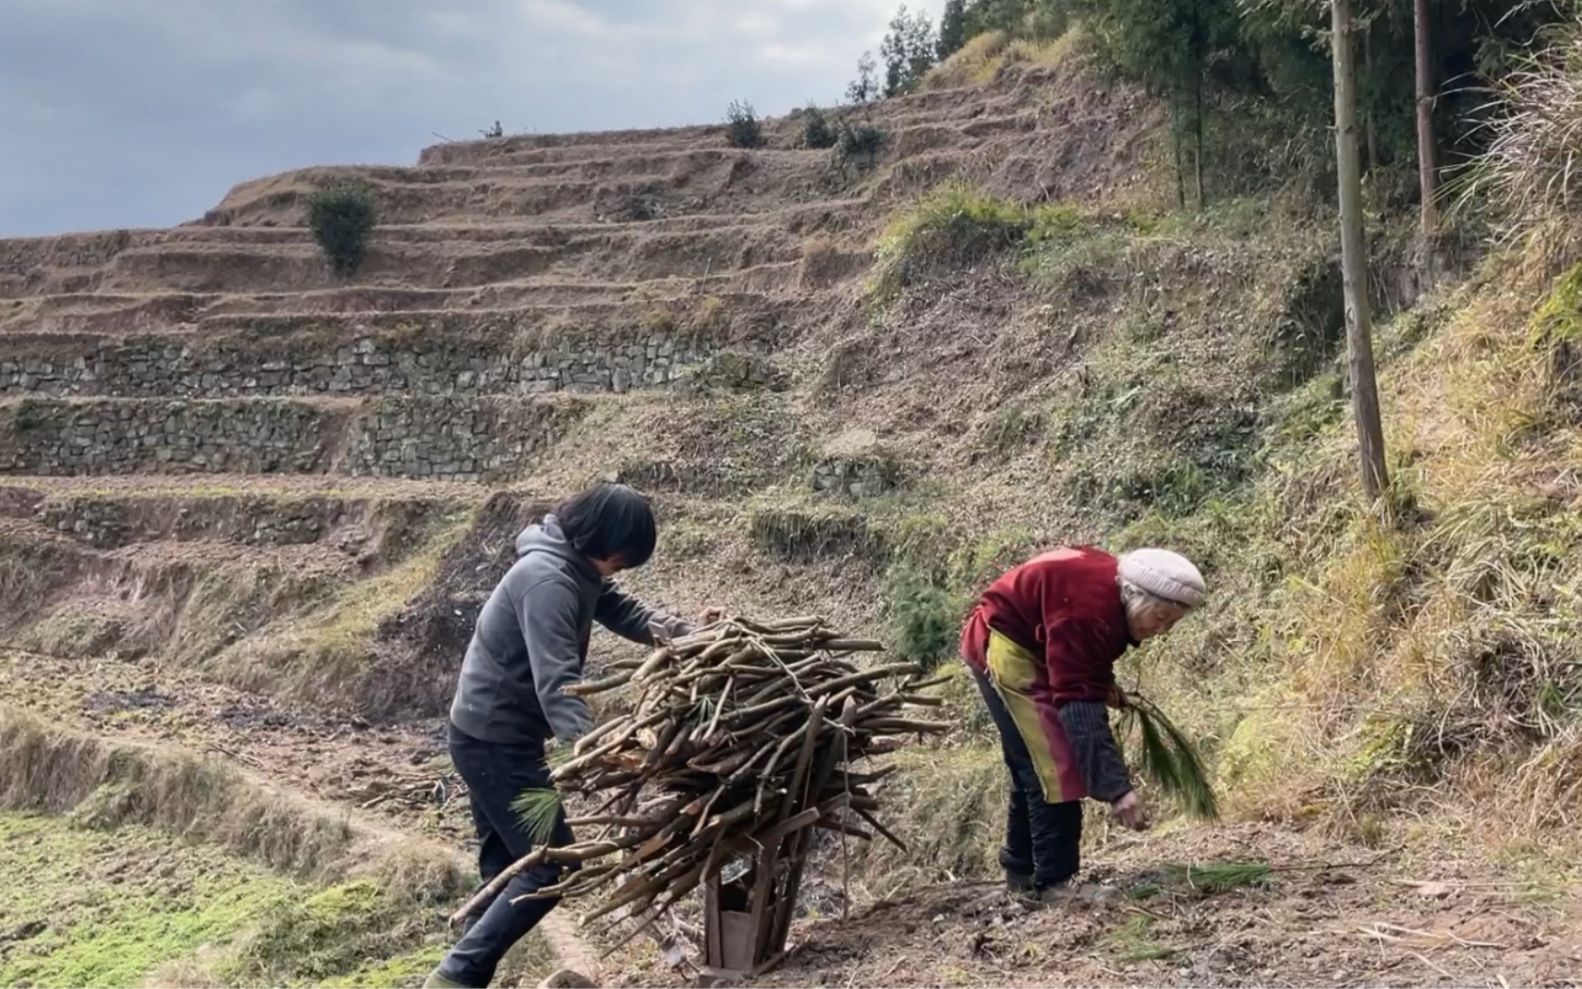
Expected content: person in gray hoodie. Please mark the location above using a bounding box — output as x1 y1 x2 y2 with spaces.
427 483 716 989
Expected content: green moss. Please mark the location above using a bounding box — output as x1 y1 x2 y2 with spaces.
0 811 461 989
223 879 449 987
0 812 301 989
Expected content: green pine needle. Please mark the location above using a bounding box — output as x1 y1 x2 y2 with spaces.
511 787 565 846
1158 860 1271 892
1122 694 1221 822
546 743 575 771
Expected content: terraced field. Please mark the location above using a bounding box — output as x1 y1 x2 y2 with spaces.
7 45 1579 988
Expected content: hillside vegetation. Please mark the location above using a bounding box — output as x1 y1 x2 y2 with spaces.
4 4 1582 984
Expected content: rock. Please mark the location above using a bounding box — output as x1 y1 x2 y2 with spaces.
536 970 597 989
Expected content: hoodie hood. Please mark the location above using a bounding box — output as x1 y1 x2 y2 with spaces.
516 515 599 579
453 513 686 747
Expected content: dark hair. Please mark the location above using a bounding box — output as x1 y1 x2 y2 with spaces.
555 483 658 568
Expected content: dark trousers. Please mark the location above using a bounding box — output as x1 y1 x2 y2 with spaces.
439 724 575 987
969 666 1083 888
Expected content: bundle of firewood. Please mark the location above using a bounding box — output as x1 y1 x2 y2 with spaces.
449 616 946 941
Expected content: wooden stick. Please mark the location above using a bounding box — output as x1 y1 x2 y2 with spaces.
448 848 549 926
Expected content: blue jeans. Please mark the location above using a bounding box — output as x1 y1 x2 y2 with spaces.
969 666 1083 888
438 724 575 987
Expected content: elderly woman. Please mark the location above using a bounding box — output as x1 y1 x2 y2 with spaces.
960 546 1206 902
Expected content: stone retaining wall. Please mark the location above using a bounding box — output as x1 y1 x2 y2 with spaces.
343 396 571 480
0 331 722 398
17 492 457 551
0 396 583 482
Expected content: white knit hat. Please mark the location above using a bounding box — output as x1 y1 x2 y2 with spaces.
1118 548 1206 608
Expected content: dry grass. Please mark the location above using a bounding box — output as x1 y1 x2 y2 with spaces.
0 705 355 875
1458 23 1582 247
923 29 1082 92
202 506 473 713
845 745 1007 895
1177 245 1582 855
923 31 1014 90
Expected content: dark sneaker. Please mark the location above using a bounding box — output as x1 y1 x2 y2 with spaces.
1006 870 1036 894
1025 880 1119 906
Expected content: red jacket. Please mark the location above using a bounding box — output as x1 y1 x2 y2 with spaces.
960 546 1133 707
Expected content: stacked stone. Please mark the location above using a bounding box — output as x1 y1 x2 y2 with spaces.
0 333 716 399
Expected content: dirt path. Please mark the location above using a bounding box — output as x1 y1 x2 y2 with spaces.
743 827 1582 989
610 823 1581 988
9 649 1579 987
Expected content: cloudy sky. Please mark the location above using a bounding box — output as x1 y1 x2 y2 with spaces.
1 0 941 237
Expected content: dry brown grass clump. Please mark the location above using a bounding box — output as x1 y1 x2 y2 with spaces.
923 28 1084 91
1462 23 1582 248
0 705 355 874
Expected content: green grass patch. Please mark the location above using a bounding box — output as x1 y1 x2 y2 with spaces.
222 879 451 988
1106 914 1176 964
871 185 1115 301
0 811 299 988
873 183 1031 299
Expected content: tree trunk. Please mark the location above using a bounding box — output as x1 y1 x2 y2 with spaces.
1332 0 1390 504
1190 0 1206 208
1194 75 1206 208
1363 28 1378 174
1414 0 1440 237
1173 105 1187 210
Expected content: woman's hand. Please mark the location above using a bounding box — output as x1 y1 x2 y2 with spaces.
1105 685 1128 710
696 607 726 626
1111 790 1150 831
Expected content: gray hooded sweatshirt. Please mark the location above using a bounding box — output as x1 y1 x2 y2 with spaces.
449 515 691 745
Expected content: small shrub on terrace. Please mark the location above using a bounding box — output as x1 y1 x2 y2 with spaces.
873 182 1028 296
835 118 886 174
724 100 764 149
802 105 837 149
305 182 378 277
883 563 962 671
